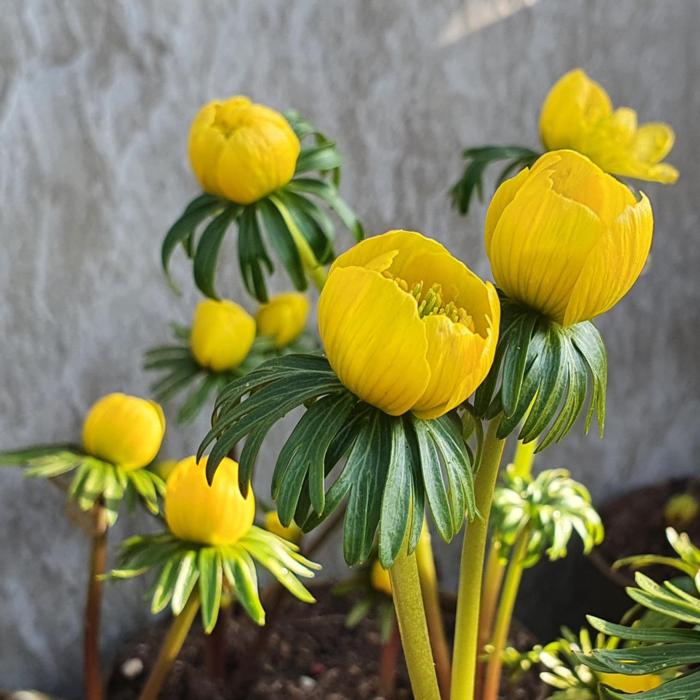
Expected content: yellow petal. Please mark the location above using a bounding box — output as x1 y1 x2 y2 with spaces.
563 192 653 325
370 560 392 596
165 456 255 546
256 292 310 348
190 299 256 372
485 166 531 258
634 122 675 162
599 673 663 692
488 162 604 324
540 69 612 150
82 393 166 471
318 265 431 416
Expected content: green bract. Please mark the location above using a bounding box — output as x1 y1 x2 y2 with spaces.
491 465 604 568
474 298 608 448
197 354 476 568
162 111 363 301
450 145 540 216
0 446 164 525
111 527 319 632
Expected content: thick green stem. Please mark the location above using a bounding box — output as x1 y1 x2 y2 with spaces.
84 504 108 700
475 539 507 699
138 592 200 700
269 195 328 291
416 522 452 699
482 529 529 700
389 545 441 700
450 418 506 700
511 437 537 479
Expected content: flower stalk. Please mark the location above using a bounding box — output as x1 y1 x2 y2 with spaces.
378 623 401 700
389 544 441 700
451 418 506 700
482 527 530 700
138 592 201 700
84 503 108 700
416 522 452 699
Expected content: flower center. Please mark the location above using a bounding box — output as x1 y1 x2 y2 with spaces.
383 272 474 329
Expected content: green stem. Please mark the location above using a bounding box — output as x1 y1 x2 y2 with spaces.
416 522 452 699
482 528 529 700
475 539 507 699
450 418 506 700
84 504 108 700
269 195 328 291
511 437 537 480
389 545 441 700
138 592 200 700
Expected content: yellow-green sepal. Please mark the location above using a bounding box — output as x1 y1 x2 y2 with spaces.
110 526 319 632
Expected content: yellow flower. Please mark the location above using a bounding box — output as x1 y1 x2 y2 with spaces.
263 510 302 542
189 96 301 205
165 455 255 546
318 230 500 420
190 299 256 372
599 673 663 693
370 560 392 596
256 292 310 348
82 393 165 471
540 69 678 184
485 150 653 326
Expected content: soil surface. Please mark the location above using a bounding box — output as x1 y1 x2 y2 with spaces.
108 584 548 699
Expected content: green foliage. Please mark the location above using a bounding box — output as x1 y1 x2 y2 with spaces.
144 324 317 425
110 526 319 632
450 145 540 216
474 298 607 448
491 465 604 568
162 112 362 301
197 353 476 568
0 446 164 525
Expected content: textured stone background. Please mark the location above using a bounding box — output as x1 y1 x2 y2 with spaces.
1 0 698 695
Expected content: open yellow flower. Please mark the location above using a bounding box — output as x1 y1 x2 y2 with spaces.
370 560 392 597
486 150 653 327
82 393 165 471
318 230 500 420
256 292 310 348
189 96 300 205
540 69 678 184
190 299 256 372
165 455 255 546
599 672 663 693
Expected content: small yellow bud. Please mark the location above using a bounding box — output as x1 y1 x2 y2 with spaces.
188 96 301 205
256 293 310 348
263 510 302 542
599 673 663 693
370 560 392 597
82 393 165 471
165 456 255 546
318 230 500 419
153 459 179 482
664 493 700 528
190 299 256 372
486 150 653 326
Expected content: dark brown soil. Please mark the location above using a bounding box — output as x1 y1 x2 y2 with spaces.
593 476 700 585
107 584 547 699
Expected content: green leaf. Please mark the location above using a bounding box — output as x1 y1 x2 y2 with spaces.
275 189 334 263
346 599 372 628
238 205 273 302
127 469 160 514
176 374 219 424
161 194 223 289
151 552 184 614
295 143 343 176
150 359 201 402
501 313 537 416
198 548 223 633
0 444 81 466
193 205 239 298
222 549 264 625
172 550 199 615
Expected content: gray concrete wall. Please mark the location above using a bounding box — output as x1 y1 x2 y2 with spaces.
1 0 698 695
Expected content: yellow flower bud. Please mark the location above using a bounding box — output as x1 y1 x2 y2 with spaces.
664 493 700 528
165 455 255 546
540 69 678 184
370 560 392 596
318 230 500 420
599 673 663 693
263 510 302 542
82 393 165 471
190 299 256 372
188 96 301 205
256 292 310 348
486 150 653 326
